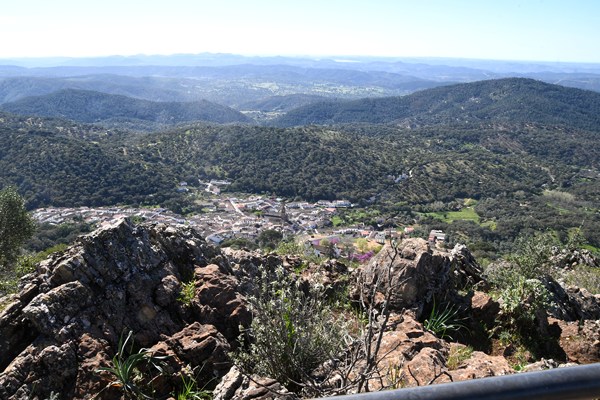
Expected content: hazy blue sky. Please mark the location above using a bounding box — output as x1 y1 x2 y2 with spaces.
2 0 600 62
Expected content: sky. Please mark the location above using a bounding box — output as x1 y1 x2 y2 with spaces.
2 0 600 63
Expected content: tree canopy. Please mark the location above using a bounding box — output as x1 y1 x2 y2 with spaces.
0 187 35 269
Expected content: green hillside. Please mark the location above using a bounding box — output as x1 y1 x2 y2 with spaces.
0 89 252 128
0 114 179 208
0 78 598 247
237 94 327 112
275 78 600 130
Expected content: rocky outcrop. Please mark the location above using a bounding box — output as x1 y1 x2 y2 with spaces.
0 219 229 400
342 313 513 391
447 351 513 382
545 278 600 321
214 366 298 400
354 239 482 315
1 220 598 399
550 318 600 363
189 264 251 341
450 244 484 289
551 248 599 270
470 291 501 329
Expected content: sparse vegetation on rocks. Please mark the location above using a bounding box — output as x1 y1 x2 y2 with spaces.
0 219 599 399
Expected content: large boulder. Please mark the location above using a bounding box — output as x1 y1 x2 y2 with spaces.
0 219 235 399
545 277 600 321
354 239 482 315
190 264 251 341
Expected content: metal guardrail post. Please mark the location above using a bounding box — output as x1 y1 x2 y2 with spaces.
320 363 600 400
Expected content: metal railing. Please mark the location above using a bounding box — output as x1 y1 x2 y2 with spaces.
321 363 600 400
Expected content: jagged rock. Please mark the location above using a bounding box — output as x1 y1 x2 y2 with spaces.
213 366 297 400
73 334 113 399
22 281 92 338
0 219 233 399
155 274 182 308
354 239 481 315
562 287 600 320
345 313 448 390
545 277 600 321
521 358 559 372
222 248 283 283
551 248 599 270
552 318 600 363
0 339 78 400
470 291 500 328
450 244 484 288
214 366 246 400
404 347 450 386
191 264 252 341
448 351 513 381
161 322 231 377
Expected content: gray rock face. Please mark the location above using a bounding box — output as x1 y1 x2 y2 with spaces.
545 277 600 321
0 219 228 399
355 239 481 315
214 366 298 400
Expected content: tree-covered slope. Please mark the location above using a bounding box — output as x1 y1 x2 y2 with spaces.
275 78 600 131
0 89 252 127
237 94 328 112
0 115 179 208
0 76 598 225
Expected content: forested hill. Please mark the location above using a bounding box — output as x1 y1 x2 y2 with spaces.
1 111 599 245
238 94 328 112
0 116 178 209
274 78 600 131
0 89 252 128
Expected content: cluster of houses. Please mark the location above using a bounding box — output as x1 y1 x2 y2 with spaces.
32 195 448 259
32 207 186 226
31 196 357 246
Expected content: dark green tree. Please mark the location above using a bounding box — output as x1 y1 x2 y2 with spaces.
0 187 36 270
257 229 283 251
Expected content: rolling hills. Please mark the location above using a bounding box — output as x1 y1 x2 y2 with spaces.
274 78 600 130
0 78 598 247
0 65 446 109
0 114 177 209
0 89 252 129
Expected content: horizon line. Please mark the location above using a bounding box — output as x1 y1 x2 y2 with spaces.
1 52 600 67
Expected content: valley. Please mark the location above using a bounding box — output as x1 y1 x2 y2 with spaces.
1 49 600 400
0 69 599 256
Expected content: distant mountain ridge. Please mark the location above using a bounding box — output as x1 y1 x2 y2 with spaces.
0 69 443 109
274 78 600 131
0 89 252 128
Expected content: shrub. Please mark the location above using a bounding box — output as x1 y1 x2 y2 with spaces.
233 267 349 392
507 232 558 279
178 281 196 306
0 186 35 268
496 277 551 337
275 237 303 256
